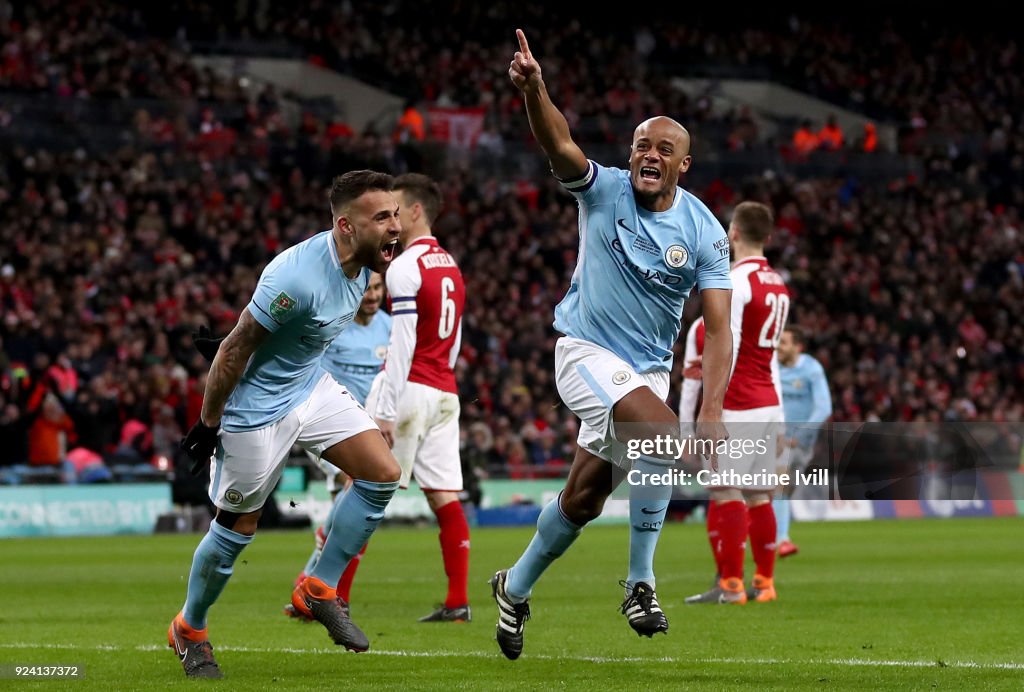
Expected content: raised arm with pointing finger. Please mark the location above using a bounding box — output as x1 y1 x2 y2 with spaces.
508 29 588 180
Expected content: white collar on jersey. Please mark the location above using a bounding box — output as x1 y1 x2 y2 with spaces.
326 230 341 270
405 235 437 248
731 255 767 269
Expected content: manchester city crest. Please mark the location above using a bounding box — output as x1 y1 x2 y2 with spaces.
665 245 688 268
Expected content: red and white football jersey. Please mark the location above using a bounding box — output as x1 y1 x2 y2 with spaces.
723 256 789 411
678 317 705 422
376 237 464 420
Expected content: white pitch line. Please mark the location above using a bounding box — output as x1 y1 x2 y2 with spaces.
1 642 1021 671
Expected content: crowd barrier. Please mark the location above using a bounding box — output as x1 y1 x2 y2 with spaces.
279 470 1024 528
1 472 1018 537
0 484 172 537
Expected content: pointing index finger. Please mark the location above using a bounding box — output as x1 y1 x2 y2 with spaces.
516 29 531 58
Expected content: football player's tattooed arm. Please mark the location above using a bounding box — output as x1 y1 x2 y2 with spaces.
200 310 269 426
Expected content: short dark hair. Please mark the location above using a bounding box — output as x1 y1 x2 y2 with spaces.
784 324 806 346
329 170 394 217
394 173 442 225
731 201 774 244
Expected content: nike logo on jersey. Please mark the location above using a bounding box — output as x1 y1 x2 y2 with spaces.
317 312 355 329
616 218 636 234
640 507 664 515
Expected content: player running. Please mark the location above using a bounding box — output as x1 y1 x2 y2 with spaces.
169 171 402 678
683 201 790 605
193 276 391 620
491 29 733 660
775 325 832 557
366 173 471 622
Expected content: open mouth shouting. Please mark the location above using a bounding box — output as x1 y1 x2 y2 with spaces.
639 166 662 183
380 237 399 264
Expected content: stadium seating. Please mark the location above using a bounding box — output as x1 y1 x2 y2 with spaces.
1 2 1021 483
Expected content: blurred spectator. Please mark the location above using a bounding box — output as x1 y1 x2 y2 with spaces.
460 421 494 507
463 421 499 474
393 100 426 144
28 394 76 466
47 355 78 402
528 429 567 477
0 400 29 465
151 403 183 460
68 385 120 456
792 120 819 156
817 114 845 151
109 419 153 466
860 122 878 153
67 446 113 483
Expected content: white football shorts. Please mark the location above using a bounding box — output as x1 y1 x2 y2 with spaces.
210 372 376 512
702 405 786 490
554 336 669 470
365 373 462 491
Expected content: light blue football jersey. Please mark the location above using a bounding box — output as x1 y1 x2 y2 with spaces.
321 311 392 406
554 160 732 372
781 353 833 448
222 230 370 432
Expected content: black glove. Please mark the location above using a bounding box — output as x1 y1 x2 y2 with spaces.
181 419 221 475
192 325 225 363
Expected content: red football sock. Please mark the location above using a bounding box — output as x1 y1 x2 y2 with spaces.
435 500 470 608
336 543 367 603
748 503 778 579
705 500 723 574
717 500 749 582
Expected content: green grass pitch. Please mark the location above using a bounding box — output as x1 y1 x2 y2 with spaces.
2 517 1022 690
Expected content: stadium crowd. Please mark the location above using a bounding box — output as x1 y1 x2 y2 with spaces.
1 2 1022 483
133 1 1021 151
